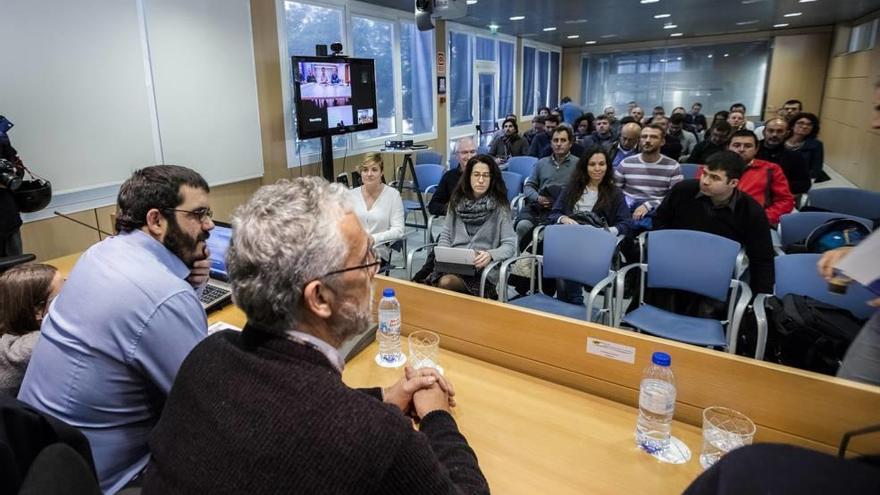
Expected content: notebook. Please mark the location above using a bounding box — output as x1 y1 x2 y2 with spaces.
200 221 233 313
433 246 476 276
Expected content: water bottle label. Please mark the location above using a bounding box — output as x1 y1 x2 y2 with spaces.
639 379 676 415
379 316 399 334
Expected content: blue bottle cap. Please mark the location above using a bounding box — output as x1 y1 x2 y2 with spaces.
652 352 671 366
383 288 395 297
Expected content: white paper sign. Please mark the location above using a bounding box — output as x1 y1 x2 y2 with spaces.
586 337 636 364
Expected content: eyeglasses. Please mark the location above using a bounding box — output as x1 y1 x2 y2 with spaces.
164 207 213 223
317 245 381 280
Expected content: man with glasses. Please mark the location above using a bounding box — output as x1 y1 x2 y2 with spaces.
19 165 213 493
143 177 488 494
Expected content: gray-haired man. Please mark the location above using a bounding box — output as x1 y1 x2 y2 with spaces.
144 177 489 494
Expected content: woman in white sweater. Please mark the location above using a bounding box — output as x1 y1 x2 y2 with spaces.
350 152 405 263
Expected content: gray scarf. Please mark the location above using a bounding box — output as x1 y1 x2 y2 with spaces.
455 195 496 227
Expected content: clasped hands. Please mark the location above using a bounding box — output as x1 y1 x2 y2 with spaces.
383 366 456 421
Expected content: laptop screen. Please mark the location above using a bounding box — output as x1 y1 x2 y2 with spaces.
206 222 232 281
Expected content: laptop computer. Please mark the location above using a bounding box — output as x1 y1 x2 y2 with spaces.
200 221 234 313
433 246 476 277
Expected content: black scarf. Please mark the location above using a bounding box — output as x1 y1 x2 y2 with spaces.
455 195 496 227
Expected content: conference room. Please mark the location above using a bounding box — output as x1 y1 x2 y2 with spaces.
2 0 880 493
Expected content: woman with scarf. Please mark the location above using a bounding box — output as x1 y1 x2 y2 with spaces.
487 117 528 165
429 154 515 299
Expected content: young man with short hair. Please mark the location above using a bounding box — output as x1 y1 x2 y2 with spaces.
614 123 683 220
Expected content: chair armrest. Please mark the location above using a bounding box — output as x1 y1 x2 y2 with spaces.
586 270 617 325
614 263 646 327
726 279 753 354
735 249 749 280
479 259 503 300
531 224 547 255
407 242 438 280
499 254 540 302
426 215 443 243
752 293 771 360
425 184 438 195
511 194 524 215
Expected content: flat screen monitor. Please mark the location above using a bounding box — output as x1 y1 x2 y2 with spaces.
291 56 378 140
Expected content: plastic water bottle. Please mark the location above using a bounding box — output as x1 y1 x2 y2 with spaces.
375 288 405 368
636 352 676 454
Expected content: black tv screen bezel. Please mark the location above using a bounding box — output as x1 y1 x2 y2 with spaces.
291 55 379 140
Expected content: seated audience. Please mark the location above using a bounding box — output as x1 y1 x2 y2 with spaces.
757 117 811 196
700 110 729 141
580 114 614 150
700 130 793 227
729 103 755 130
537 106 552 118
630 106 645 125
654 150 774 294
573 114 593 141
652 116 683 161
486 113 518 149
143 177 488 494
559 96 583 124
429 155 515 299
668 113 697 159
614 123 683 221
516 127 579 249
349 153 404 263
488 117 528 164
645 106 665 125
781 99 803 122
522 115 545 145
549 148 632 304
686 102 708 135
727 110 748 132
529 116 584 159
609 122 642 168
785 112 830 182
685 121 731 164
604 105 621 135
19 165 213 493
0 264 63 396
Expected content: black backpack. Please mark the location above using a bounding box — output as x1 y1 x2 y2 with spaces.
764 293 865 375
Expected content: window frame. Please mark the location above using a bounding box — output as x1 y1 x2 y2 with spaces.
521 39 562 120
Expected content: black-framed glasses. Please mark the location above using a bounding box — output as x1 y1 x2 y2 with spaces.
164 207 213 223
316 245 381 280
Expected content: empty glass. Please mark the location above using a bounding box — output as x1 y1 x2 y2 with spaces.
408 330 442 374
699 406 756 469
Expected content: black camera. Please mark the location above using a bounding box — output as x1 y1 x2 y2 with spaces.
0 159 22 191
330 42 343 55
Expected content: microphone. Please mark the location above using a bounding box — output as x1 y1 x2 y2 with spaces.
53 211 114 238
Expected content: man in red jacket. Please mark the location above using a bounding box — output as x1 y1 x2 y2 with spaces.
699 129 793 226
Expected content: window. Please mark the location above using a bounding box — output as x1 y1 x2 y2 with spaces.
848 19 879 52
449 30 473 126
522 46 536 116
521 43 562 116
400 21 434 136
549 51 560 107
498 41 514 118
580 41 770 119
281 1 347 159
351 15 395 142
476 37 495 61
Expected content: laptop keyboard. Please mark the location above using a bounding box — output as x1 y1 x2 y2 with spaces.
200 284 230 305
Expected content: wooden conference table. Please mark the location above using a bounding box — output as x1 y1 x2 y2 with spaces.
48 253 880 494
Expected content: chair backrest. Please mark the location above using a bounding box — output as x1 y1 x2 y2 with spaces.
680 163 701 179
506 156 539 180
808 188 880 222
448 155 459 170
646 230 740 301
415 150 442 166
779 212 873 249
413 164 444 192
501 171 523 202
774 253 877 320
542 225 618 286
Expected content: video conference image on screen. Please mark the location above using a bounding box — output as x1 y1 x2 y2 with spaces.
295 60 376 138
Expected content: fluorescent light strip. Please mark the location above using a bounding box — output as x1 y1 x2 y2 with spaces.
510 15 525 21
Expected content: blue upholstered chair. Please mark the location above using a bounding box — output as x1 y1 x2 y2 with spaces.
807 188 880 223
401 164 444 243
499 225 619 323
614 230 752 352
505 156 538 183
414 150 443 166
776 211 873 255
679 163 701 180
501 171 524 214
752 253 877 360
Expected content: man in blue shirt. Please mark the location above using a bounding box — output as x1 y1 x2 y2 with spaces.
19 165 213 493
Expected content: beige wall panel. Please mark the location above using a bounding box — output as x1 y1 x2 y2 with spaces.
823 76 870 101
821 96 867 124
561 51 581 105
827 50 873 77
765 33 830 119
250 0 287 186
23 211 103 262
210 179 262 222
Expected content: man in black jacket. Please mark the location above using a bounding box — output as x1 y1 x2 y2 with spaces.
685 121 731 165
757 117 811 197
143 177 488 495
0 116 23 257
654 150 774 294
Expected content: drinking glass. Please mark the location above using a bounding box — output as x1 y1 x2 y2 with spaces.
408 330 442 374
699 406 756 469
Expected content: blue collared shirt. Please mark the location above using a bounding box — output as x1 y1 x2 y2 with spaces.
19 230 207 494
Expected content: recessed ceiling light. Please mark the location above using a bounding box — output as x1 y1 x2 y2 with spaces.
773 23 789 28
543 27 557 31
741 0 764 4
567 35 580 39
724 53 730 57
784 12 802 17
799 0 817 3
564 19 588 24
466 0 478 4
585 40 597 44
654 14 671 19
640 0 660 3
509 15 525 21
663 24 678 29
736 20 760 26
707 54 713 58
660 59 667 63
670 32 683 37
600 34 617 38
677 56 682 60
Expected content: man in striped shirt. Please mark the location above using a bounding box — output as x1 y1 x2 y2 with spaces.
613 123 683 221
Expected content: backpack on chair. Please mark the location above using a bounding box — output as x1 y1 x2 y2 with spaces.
764 293 865 375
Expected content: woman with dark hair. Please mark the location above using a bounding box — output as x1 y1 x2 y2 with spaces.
785 112 829 182
549 147 631 304
429 154 515 298
487 117 528 165
573 114 594 140
0 263 63 395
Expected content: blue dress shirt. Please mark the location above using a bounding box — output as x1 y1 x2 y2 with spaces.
19 230 207 493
